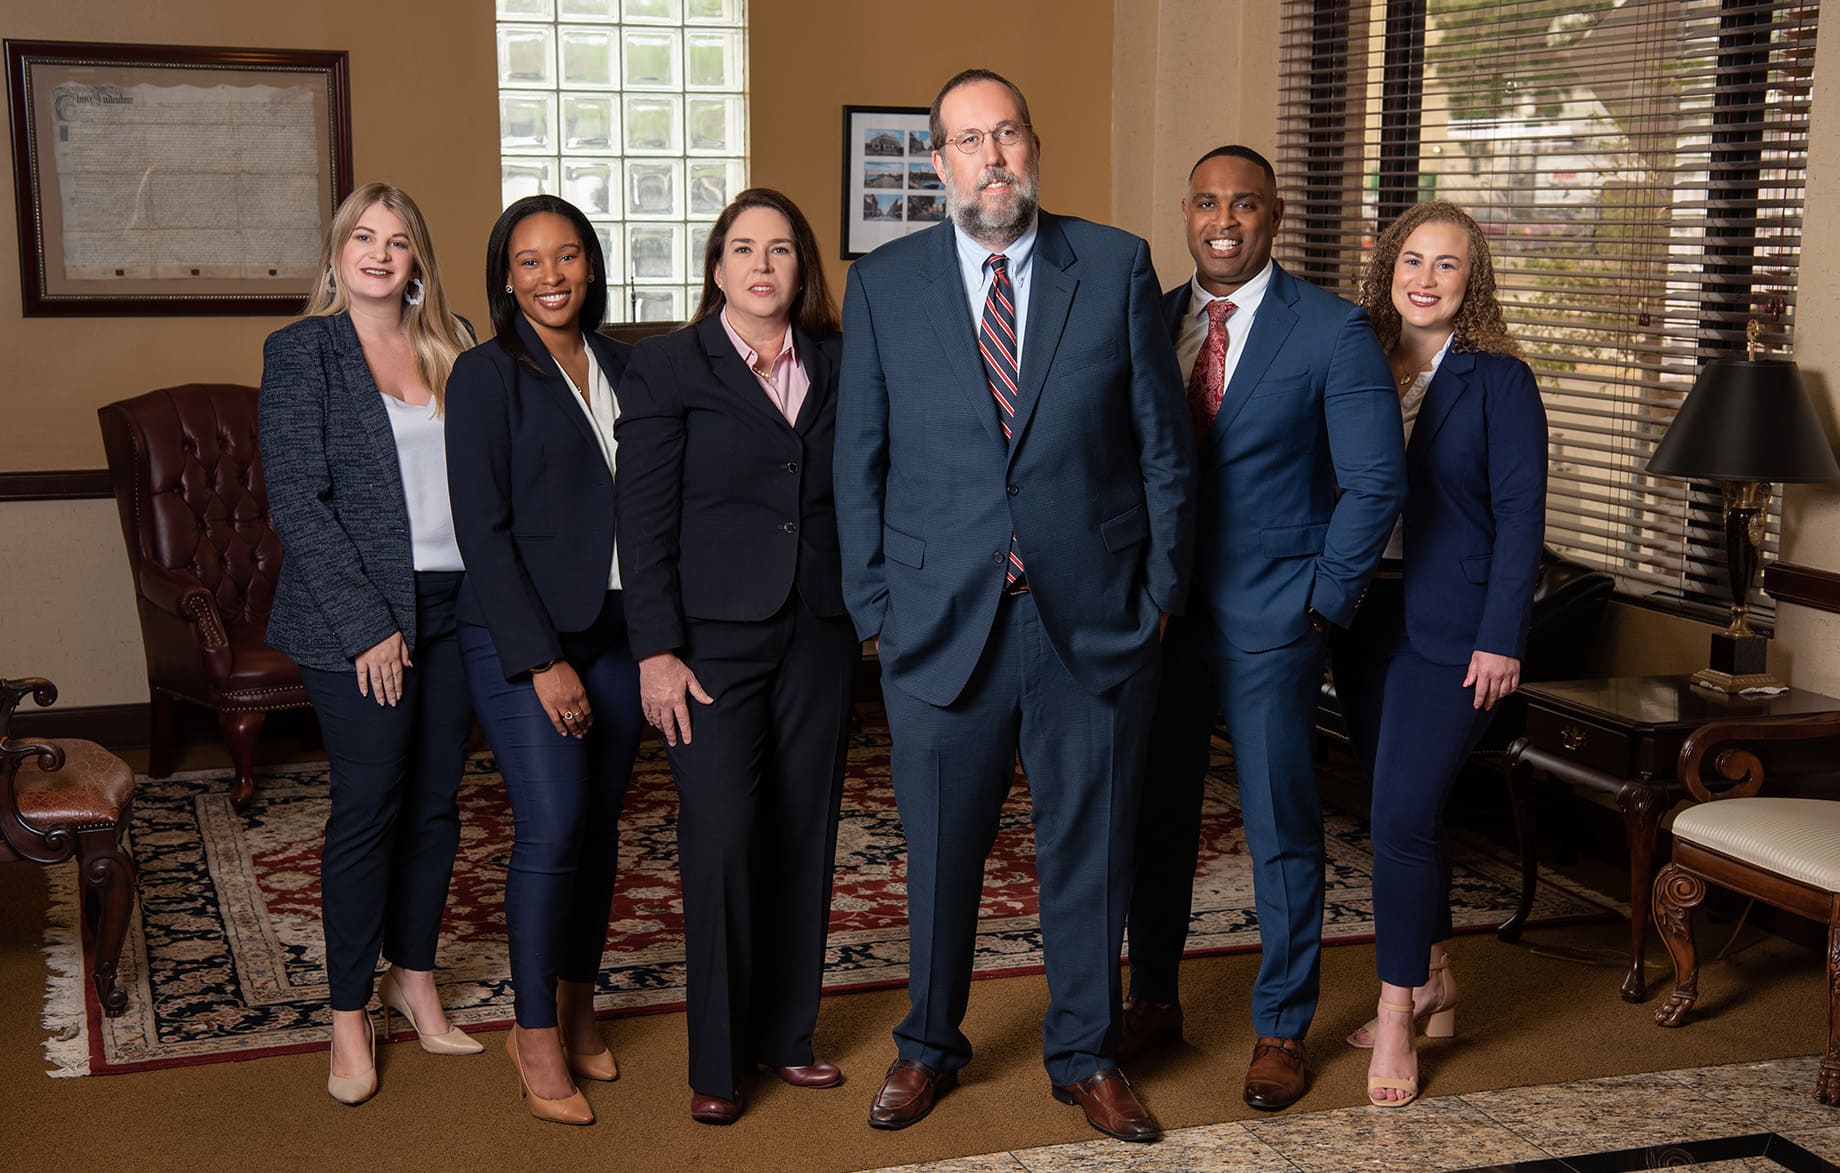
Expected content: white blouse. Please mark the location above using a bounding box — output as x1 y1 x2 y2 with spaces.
380 393 464 572
555 342 623 590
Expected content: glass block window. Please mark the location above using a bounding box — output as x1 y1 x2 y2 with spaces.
497 0 748 323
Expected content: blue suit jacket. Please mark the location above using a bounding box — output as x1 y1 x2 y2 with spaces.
1167 265 1405 651
1399 348 1548 664
445 316 632 678
836 211 1194 706
261 312 427 672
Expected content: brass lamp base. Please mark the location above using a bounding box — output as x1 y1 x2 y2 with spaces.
1691 666 1787 694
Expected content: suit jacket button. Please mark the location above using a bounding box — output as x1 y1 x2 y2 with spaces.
786 461 799 473
992 552 1004 563
1007 483 1020 495
782 522 797 534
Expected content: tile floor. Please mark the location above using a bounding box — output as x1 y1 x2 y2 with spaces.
863 1055 1840 1173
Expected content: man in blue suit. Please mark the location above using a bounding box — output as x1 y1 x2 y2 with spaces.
835 68 1194 1143
1118 145 1406 1111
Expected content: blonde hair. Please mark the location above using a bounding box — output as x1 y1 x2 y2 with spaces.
306 182 472 411
1357 199 1520 359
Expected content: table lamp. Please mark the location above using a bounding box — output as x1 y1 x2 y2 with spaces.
1646 323 1840 693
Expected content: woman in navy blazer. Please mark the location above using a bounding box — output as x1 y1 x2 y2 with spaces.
1333 200 1547 1108
445 195 644 1126
615 189 856 1124
261 182 483 1106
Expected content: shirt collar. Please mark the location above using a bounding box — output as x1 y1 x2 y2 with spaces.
1188 258 1274 319
719 308 797 372
955 213 1040 281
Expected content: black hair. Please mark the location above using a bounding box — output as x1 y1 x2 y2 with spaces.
485 194 609 374
1189 144 1277 184
928 68 1033 149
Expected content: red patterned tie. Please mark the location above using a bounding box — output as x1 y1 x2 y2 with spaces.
1186 297 1236 436
978 254 1025 586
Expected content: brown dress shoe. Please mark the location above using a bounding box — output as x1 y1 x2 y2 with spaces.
867 1058 955 1130
771 1060 844 1088
690 1090 744 1125
1243 1036 1308 1110
1051 1066 1162 1142
1116 998 1183 1063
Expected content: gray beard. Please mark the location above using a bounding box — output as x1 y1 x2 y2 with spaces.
943 167 1040 250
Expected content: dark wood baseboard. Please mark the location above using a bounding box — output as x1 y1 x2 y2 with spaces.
0 469 111 502
1764 561 1840 616
11 702 149 748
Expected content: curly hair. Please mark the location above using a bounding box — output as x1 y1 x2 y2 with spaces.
1357 200 1520 359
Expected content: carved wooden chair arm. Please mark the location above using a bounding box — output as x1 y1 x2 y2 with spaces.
1676 712 1840 802
0 677 58 741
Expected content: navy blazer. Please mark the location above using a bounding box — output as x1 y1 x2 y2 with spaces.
1165 266 1405 651
444 316 633 678
261 312 427 672
835 211 1194 705
1399 348 1548 664
614 314 846 661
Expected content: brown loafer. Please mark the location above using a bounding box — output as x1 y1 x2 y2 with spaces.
1051 1066 1161 1142
771 1060 843 1088
867 1058 955 1130
1243 1036 1308 1111
1117 998 1183 1063
690 1090 744 1125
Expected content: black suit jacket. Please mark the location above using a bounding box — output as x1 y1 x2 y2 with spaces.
614 313 846 661
445 316 633 678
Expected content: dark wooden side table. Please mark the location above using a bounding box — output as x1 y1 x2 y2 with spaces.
1497 674 1840 1003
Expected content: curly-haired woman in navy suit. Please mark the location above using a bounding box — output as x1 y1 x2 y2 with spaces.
261 182 483 1107
1333 200 1548 1108
445 195 644 1126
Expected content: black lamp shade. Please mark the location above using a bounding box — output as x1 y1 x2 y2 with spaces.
1647 358 1840 482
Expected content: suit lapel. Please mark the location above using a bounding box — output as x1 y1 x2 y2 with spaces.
1209 263 1298 442
1412 347 1477 455
919 223 1005 448
329 313 407 489
517 315 602 450
791 327 831 436
1007 213 1075 449
1163 283 1191 345
697 313 796 433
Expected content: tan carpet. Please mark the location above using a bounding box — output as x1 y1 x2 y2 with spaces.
1 857 1826 1173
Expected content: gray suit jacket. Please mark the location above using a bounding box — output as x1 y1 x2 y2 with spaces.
260 312 427 672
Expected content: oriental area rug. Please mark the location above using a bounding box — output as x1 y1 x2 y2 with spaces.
40 729 1619 1076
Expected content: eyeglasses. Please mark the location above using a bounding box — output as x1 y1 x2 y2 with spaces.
943 122 1032 154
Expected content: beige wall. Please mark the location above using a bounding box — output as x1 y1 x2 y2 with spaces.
750 0 1115 308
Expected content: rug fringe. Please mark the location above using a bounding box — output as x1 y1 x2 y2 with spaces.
40 861 90 1077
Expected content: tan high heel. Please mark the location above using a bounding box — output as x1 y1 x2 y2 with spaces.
563 1037 619 1082
506 1029 595 1126
327 1013 378 1106
1366 997 1420 1108
1346 953 1458 1047
379 969 485 1055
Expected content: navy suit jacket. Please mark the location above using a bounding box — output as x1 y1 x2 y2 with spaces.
1399 348 1548 664
1166 265 1405 651
261 312 435 672
835 211 1194 706
445 316 632 678
614 314 847 661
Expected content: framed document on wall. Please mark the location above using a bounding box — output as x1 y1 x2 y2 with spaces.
839 105 940 261
5 40 352 316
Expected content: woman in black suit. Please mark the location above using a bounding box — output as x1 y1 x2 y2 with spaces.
261 181 483 1106
615 188 856 1124
445 195 644 1126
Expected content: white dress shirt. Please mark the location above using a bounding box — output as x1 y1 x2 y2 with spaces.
1176 259 1276 392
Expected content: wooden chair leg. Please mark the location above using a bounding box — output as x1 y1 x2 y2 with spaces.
146 690 176 779
1652 862 1705 1028
218 710 265 811
1820 915 1839 1106
77 827 136 1017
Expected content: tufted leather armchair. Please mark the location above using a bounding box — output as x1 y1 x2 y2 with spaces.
98 384 310 809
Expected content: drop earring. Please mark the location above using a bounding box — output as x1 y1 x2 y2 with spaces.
405 276 425 306
505 284 513 294
324 268 336 293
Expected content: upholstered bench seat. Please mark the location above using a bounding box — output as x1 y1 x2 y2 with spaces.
14 739 135 827
1670 797 1840 893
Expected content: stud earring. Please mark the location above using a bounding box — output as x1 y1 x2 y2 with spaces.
504 284 513 294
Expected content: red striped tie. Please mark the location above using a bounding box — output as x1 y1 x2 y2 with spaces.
978 254 1025 586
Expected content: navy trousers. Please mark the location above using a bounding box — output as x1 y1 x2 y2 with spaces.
881 590 1157 1087
303 570 472 1012
1127 606 1330 1040
665 592 857 1098
1331 578 1497 987
458 590 645 1028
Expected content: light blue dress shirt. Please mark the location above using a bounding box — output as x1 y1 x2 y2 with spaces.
954 215 1038 374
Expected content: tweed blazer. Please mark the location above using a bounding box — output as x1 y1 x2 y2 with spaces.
260 312 461 672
